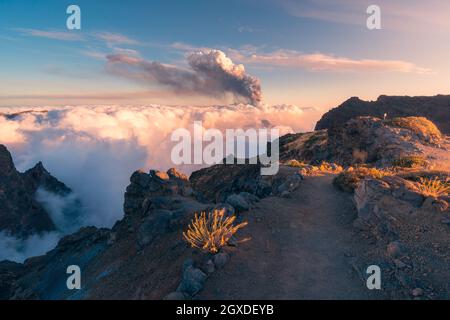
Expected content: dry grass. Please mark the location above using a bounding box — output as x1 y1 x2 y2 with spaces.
414 177 450 198
392 156 428 168
388 117 442 143
334 166 393 192
183 210 248 253
285 159 307 168
286 160 343 176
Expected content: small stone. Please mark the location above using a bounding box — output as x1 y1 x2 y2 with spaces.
352 218 370 231
182 258 194 272
213 252 230 269
228 236 238 247
412 288 424 297
177 266 207 296
202 260 215 274
163 291 187 300
280 191 291 198
386 241 404 258
393 259 407 269
239 192 260 204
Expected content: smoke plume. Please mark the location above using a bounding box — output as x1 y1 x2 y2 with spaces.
106 49 262 105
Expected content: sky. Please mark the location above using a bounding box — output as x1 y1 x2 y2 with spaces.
0 0 449 111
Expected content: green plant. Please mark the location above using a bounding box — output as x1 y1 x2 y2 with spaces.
183 210 247 253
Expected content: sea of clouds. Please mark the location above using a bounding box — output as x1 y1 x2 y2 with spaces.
0 103 319 262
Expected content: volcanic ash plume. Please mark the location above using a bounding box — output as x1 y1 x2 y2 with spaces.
187 49 262 105
106 49 262 105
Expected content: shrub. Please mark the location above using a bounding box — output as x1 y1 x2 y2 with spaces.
288 161 343 176
415 177 450 198
285 159 307 168
183 210 247 253
334 166 392 192
392 156 428 168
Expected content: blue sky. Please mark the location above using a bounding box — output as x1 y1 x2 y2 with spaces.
1 0 449 110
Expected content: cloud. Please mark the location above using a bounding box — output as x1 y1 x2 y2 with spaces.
237 26 262 33
228 49 433 74
171 43 432 75
14 28 83 41
281 0 450 33
94 32 139 46
0 103 319 261
106 49 263 105
0 231 60 263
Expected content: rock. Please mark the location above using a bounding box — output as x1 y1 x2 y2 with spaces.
393 259 407 269
212 203 235 217
130 170 151 188
226 194 250 212
201 260 215 275
422 197 449 212
0 144 79 238
177 266 207 296
354 178 390 221
315 95 450 135
182 259 194 272
167 168 189 181
163 291 187 300
280 191 291 198
239 192 260 204
152 170 170 181
387 241 404 258
136 210 172 247
190 164 266 202
277 173 303 195
352 218 370 231
213 252 230 269
412 288 424 297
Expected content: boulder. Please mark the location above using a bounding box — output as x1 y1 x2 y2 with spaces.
176 266 207 296
226 194 250 212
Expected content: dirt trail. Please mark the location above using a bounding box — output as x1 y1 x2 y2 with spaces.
198 174 385 300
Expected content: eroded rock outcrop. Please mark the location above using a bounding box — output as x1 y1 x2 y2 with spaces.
315 95 450 134
0 145 76 238
281 116 447 169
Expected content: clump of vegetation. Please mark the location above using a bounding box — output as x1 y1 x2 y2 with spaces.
392 156 428 168
304 131 325 147
285 159 307 168
334 166 393 192
414 177 450 198
387 117 442 143
286 160 343 175
183 210 248 253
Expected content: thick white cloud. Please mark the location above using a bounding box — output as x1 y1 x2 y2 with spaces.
0 104 319 261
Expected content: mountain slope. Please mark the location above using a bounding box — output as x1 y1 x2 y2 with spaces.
315 95 450 134
0 145 75 238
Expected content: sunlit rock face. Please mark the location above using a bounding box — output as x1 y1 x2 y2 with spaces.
316 95 450 134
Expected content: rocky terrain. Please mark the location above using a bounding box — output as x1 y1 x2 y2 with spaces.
0 110 449 300
316 95 450 134
281 116 449 170
0 145 78 238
